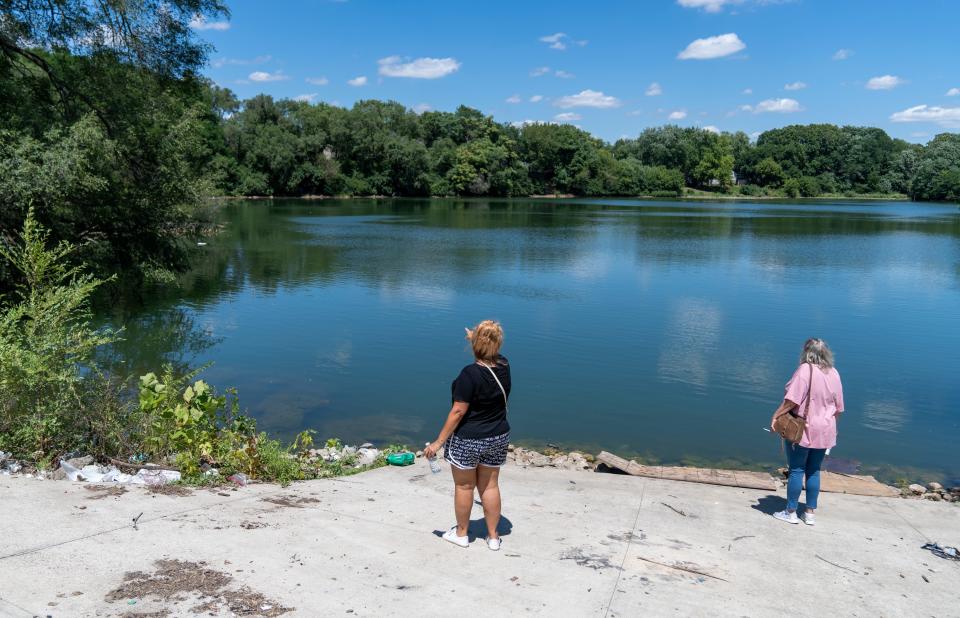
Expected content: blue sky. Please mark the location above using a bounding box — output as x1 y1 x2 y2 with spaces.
194 0 960 143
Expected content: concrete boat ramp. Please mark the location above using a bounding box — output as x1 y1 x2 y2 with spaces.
1 464 957 617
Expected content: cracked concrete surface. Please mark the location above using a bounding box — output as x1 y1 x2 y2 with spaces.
1 463 957 617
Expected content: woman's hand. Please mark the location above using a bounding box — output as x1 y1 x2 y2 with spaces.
423 441 442 459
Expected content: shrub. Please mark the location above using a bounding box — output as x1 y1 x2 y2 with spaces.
0 210 118 460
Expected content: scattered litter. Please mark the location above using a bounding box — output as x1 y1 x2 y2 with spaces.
357 447 380 466
661 502 688 517
815 554 859 574
228 472 248 486
922 574 930 583
921 543 959 561
132 512 144 530
58 460 180 485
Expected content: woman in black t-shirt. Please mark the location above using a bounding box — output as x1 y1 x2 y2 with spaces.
424 320 511 551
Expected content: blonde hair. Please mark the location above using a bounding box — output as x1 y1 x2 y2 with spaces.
466 320 503 363
800 338 834 370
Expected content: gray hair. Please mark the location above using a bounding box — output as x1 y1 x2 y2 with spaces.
800 338 834 369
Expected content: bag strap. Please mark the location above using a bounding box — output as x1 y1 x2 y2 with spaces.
478 361 508 411
801 362 814 420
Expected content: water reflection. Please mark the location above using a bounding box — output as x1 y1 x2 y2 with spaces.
657 298 722 391
99 198 960 482
862 400 910 433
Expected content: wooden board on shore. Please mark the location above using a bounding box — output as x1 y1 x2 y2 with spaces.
596 451 779 491
597 452 903 498
816 472 901 498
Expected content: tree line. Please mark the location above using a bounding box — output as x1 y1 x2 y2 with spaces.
2 0 959 293
210 93 960 203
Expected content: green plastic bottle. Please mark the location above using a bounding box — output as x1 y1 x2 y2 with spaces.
386 451 415 466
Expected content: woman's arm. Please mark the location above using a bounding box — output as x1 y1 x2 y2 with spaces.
770 399 799 432
423 401 469 458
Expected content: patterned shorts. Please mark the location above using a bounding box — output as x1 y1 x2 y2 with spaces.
443 432 510 470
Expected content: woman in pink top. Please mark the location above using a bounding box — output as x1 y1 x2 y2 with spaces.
769 338 845 526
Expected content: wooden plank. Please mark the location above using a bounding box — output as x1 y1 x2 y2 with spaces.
733 471 781 491
819 472 900 498
596 452 779 491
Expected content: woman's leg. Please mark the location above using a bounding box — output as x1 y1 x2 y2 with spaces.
803 448 827 511
785 442 809 513
475 465 502 540
451 466 477 537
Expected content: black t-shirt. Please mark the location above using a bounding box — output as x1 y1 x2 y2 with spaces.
451 355 511 439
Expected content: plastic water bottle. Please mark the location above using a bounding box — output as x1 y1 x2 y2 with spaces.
426 442 441 474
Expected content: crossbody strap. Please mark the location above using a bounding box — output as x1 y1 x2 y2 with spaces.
801 362 813 419
478 362 508 412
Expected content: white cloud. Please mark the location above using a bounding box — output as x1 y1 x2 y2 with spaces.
742 88 753 94
505 95 522 104
413 103 432 114
249 71 289 82
645 82 663 96
741 98 803 113
703 125 721 133
677 0 738 11
377 56 460 79
890 104 960 127
540 32 567 50
510 119 549 128
555 69 575 79
668 110 688 120
529 95 544 103
946 88 960 97
678 33 746 60
347 75 367 87
305 77 329 86
530 66 551 77
832 48 852 61
554 112 582 122
784 81 807 91
554 89 622 109
294 93 318 102
189 15 230 31
212 55 271 68
866 75 905 90
627 109 643 116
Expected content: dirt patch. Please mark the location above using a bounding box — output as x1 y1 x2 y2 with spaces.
84 485 128 500
119 611 170 618
146 484 193 497
240 521 269 529
105 559 291 617
260 495 319 508
559 547 622 571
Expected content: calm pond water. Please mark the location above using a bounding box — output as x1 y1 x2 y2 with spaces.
104 198 960 483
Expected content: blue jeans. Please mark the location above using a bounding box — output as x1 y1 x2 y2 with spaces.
785 442 827 511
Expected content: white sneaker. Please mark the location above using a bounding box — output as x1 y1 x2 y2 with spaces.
442 527 469 548
801 512 816 526
773 510 800 524
487 537 501 551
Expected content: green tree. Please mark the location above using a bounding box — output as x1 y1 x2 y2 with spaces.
753 157 785 187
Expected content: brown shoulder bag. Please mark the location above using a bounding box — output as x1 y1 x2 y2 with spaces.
773 363 813 443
